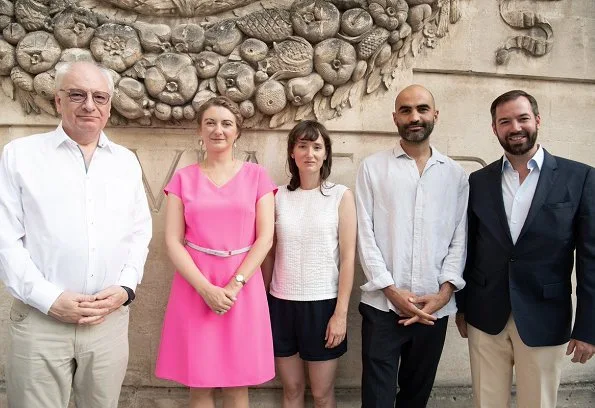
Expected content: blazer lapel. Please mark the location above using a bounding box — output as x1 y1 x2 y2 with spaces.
517 150 558 242
488 159 513 243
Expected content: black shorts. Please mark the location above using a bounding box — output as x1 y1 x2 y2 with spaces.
268 294 347 361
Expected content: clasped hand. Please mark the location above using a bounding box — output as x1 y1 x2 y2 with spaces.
384 286 453 326
199 281 240 315
49 285 128 325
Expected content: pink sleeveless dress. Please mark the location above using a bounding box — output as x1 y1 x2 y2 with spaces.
155 162 276 387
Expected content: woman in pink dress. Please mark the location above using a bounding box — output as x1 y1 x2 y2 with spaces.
155 96 276 407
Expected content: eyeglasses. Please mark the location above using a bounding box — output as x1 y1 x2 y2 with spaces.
59 88 111 105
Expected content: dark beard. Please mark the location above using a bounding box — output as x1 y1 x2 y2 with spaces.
499 129 538 156
398 120 434 143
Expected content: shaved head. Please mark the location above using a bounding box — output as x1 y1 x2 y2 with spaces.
395 84 436 110
392 84 438 144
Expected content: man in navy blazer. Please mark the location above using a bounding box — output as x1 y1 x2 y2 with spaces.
455 90 594 408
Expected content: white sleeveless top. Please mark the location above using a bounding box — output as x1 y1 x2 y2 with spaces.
270 183 348 301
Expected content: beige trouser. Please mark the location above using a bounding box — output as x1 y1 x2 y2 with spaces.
6 299 130 408
468 316 566 408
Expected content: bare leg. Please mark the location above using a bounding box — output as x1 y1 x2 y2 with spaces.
221 386 249 408
276 355 306 408
307 359 339 408
189 388 215 408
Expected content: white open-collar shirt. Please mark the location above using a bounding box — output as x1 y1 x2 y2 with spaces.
501 145 544 244
0 124 152 314
356 144 468 318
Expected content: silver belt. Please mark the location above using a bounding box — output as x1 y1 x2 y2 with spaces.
185 240 252 257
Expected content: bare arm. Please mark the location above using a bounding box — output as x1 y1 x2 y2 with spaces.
224 192 275 297
261 233 276 292
326 189 357 348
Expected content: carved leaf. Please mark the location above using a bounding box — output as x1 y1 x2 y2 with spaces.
366 70 382 94
208 78 217 93
15 89 39 115
313 94 334 121
450 0 462 23
270 105 297 128
436 2 450 37
331 83 352 109
33 95 56 116
382 72 393 90
1 77 14 100
348 80 365 108
381 53 399 75
404 53 415 69
399 36 412 57
243 110 265 129
411 35 423 57
295 103 313 121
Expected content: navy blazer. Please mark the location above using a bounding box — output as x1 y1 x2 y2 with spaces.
456 149 595 347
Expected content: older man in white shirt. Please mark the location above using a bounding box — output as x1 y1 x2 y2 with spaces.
0 61 152 408
356 85 468 408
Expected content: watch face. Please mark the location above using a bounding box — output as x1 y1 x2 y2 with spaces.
235 274 245 284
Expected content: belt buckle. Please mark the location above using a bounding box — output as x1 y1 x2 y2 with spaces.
228 250 232 256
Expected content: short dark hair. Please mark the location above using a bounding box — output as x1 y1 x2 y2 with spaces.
196 96 244 137
286 120 333 193
490 90 539 122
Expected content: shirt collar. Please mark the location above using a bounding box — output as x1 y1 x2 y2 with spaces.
392 142 446 164
51 123 113 153
501 144 544 173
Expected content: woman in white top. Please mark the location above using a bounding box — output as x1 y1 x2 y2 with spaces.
263 120 357 408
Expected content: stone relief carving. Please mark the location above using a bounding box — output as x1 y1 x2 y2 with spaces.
496 0 560 65
0 0 560 128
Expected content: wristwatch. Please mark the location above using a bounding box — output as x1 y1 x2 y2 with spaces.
234 274 246 286
121 286 136 306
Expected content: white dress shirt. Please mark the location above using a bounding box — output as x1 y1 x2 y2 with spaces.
356 144 468 318
0 124 152 314
501 145 544 244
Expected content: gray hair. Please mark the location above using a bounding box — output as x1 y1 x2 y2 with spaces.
54 61 114 94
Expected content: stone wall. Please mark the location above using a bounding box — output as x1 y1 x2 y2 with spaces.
0 0 594 401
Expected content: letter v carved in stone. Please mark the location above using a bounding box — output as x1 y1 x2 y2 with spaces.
131 149 185 213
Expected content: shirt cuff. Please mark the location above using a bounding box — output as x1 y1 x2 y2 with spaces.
29 280 64 315
438 273 466 291
117 265 139 292
360 272 395 292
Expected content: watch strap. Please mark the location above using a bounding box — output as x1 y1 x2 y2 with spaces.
121 286 135 306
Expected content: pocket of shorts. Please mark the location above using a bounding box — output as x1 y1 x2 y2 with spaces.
9 299 31 323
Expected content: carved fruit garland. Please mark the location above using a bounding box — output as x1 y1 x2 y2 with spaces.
0 0 541 128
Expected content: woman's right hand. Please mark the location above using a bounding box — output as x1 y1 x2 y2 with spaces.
199 284 236 314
